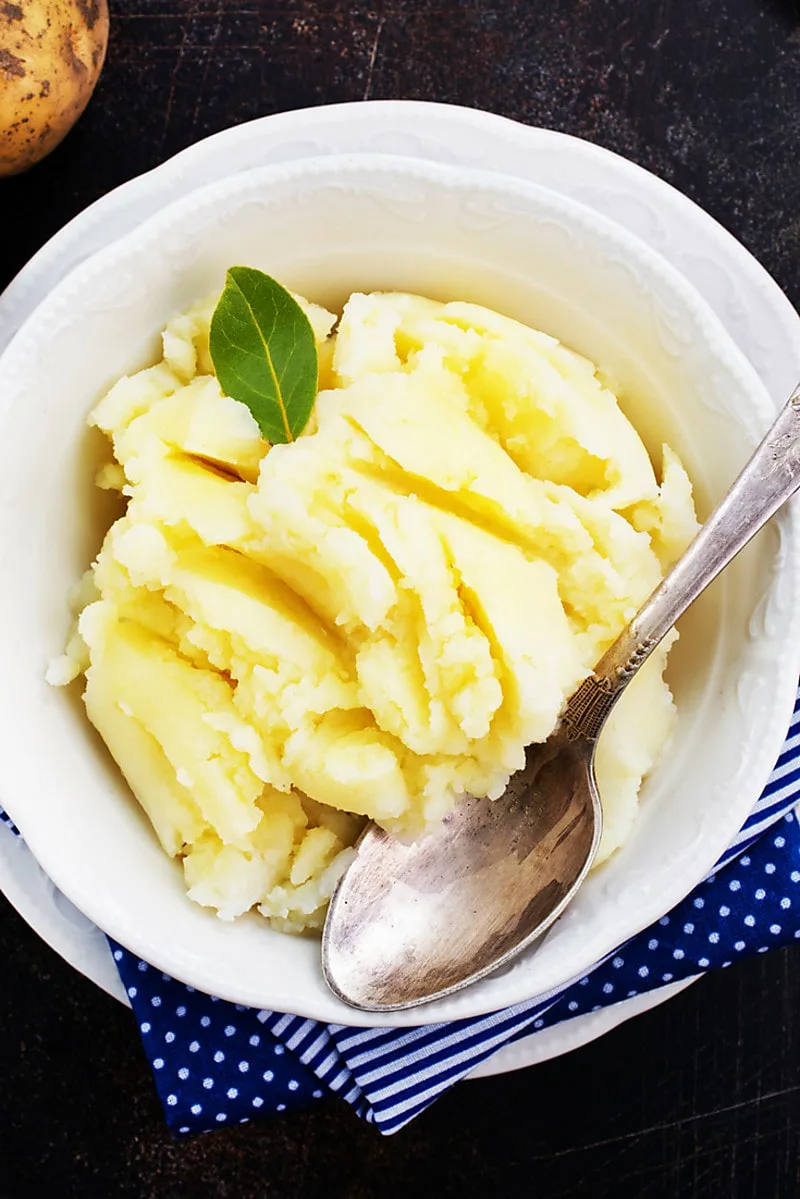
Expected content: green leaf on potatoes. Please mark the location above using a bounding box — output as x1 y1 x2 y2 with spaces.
209 267 318 444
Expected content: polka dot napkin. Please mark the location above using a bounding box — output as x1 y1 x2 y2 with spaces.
4 688 800 1135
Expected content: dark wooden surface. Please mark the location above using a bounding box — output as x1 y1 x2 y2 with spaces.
2 2 800 1196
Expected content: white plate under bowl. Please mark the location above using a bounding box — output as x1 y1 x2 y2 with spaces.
1 150 797 1026
1 104 798 1066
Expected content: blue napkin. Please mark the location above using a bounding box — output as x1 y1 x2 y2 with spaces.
4 687 800 1135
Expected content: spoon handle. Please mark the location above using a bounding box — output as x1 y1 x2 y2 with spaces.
563 381 800 742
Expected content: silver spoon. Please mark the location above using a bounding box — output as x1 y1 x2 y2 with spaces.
322 382 800 1012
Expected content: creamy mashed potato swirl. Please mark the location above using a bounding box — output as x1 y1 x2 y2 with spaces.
50 290 699 932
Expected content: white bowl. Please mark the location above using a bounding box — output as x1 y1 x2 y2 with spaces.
0 154 796 1026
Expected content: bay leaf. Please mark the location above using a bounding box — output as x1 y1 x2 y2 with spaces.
209 267 318 444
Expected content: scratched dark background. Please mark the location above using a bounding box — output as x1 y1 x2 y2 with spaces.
2 1 800 1196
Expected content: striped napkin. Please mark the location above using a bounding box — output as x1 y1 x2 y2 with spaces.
3 686 800 1135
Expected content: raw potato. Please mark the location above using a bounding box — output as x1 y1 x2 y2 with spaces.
0 0 109 176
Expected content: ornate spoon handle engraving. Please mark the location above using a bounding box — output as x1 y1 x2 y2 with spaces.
563 383 800 742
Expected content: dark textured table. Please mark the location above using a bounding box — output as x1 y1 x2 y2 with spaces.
2 2 800 1196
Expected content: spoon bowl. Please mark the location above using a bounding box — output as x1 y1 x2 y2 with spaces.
323 736 599 1011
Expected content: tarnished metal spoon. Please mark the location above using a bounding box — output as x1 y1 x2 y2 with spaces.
322 383 800 1012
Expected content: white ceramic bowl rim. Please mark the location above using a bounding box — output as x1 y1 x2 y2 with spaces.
1 152 798 1026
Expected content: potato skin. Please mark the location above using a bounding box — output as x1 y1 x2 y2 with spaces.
0 0 109 176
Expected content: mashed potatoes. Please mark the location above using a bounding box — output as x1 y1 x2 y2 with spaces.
49 289 699 933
